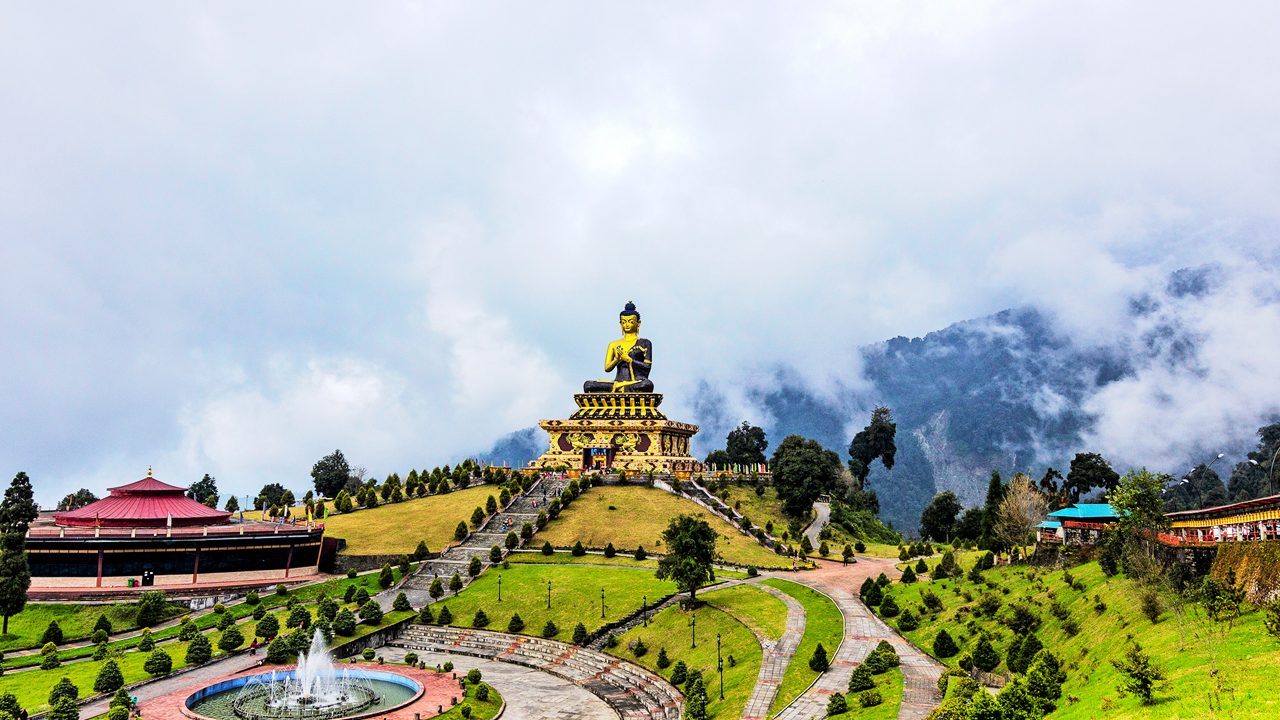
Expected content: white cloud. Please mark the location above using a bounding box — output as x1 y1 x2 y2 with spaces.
3 3 1280 503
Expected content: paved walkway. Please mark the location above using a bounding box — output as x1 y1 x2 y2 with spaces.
770 558 945 720
380 645 618 720
738 581 806 720
803 502 830 548
394 625 681 719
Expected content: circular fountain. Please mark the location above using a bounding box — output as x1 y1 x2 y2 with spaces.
184 631 423 720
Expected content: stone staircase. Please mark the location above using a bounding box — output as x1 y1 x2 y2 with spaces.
395 477 569 605
393 624 681 720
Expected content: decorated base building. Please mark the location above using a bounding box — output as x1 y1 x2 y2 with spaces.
28 471 323 591
533 302 700 475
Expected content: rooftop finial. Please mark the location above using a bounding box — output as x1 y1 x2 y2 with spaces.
147 466 152 478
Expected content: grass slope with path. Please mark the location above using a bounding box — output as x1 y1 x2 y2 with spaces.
702 584 789 642
0 601 185 654
711 485 791 538
426 562 679 642
764 577 844 717
538 486 791 569
610 596 765 720
322 485 502 556
882 559 1280 719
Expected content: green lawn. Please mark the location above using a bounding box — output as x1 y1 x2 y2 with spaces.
882 559 1280 719
0 587 414 712
610 601 762 719
703 584 788 642
538 486 792 569
427 563 679 642
433 681 503 720
830 667 902 719
0 601 184 654
323 485 502 555
764 578 844 716
508 551 748 579
508 551 662 569
0 564 417 671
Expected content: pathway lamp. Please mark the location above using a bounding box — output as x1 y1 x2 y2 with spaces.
546 580 552 610
498 575 502 602
717 632 724 699
642 595 648 627
690 612 696 649
1249 446 1280 495
601 588 606 619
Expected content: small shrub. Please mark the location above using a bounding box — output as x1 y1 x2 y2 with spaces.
1140 590 1163 624
542 541 554 556
359 600 384 625
848 664 874 692
572 622 588 645
809 643 829 672
827 691 848 716
472 609 490 628
635 546 647 561
669 660 688 685
185 633 213 664
656 647 671 669
542 620 558 638
859 689 883 707
41 620 64 645
41 642 60 669
393 592 412 612
572 541 587 557
897 609 919 632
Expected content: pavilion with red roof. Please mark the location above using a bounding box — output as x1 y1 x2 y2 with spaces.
53 471 232 528
28 470 326 593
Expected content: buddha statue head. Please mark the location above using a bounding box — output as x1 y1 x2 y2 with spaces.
619 301 641 334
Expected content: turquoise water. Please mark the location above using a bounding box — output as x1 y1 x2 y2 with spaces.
188 676 417 719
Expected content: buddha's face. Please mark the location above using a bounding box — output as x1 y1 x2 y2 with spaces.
619 314 640 333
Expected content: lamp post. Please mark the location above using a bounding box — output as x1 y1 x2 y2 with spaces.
1249 446 1280 495
642 595 648 627
546 580 552 610
601 588 606 619
690 612 696 649
716 632 724 700
498 575 502 602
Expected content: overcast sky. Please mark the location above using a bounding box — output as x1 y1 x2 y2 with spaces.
3 2 1279 506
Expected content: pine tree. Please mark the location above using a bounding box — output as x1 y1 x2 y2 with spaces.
933 629 958 658
972 636 1000 672
0 473 38 634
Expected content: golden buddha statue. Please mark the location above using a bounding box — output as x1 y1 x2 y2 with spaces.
583 301 654 393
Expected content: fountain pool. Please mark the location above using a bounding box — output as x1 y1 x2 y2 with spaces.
184 631 422 720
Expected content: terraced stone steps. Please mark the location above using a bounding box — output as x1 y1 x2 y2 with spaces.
394 624 681 720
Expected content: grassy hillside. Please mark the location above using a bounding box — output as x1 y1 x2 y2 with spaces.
426 562 678 642
323 485 499 555
610 591 767 719
538 486 791 569
880 559 1280 719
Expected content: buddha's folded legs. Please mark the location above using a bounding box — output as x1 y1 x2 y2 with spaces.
583 380 615 393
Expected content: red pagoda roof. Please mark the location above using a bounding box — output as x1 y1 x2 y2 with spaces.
53 472 232 528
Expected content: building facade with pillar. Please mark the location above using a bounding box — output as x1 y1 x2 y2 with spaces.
27 473 323 591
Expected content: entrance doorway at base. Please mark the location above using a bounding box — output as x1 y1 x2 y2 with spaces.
584 447 613 470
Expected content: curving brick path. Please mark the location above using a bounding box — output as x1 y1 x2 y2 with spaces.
738 581 806 720
769 559 945 720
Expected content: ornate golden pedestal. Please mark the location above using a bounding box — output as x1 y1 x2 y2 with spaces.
534 393 699 474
